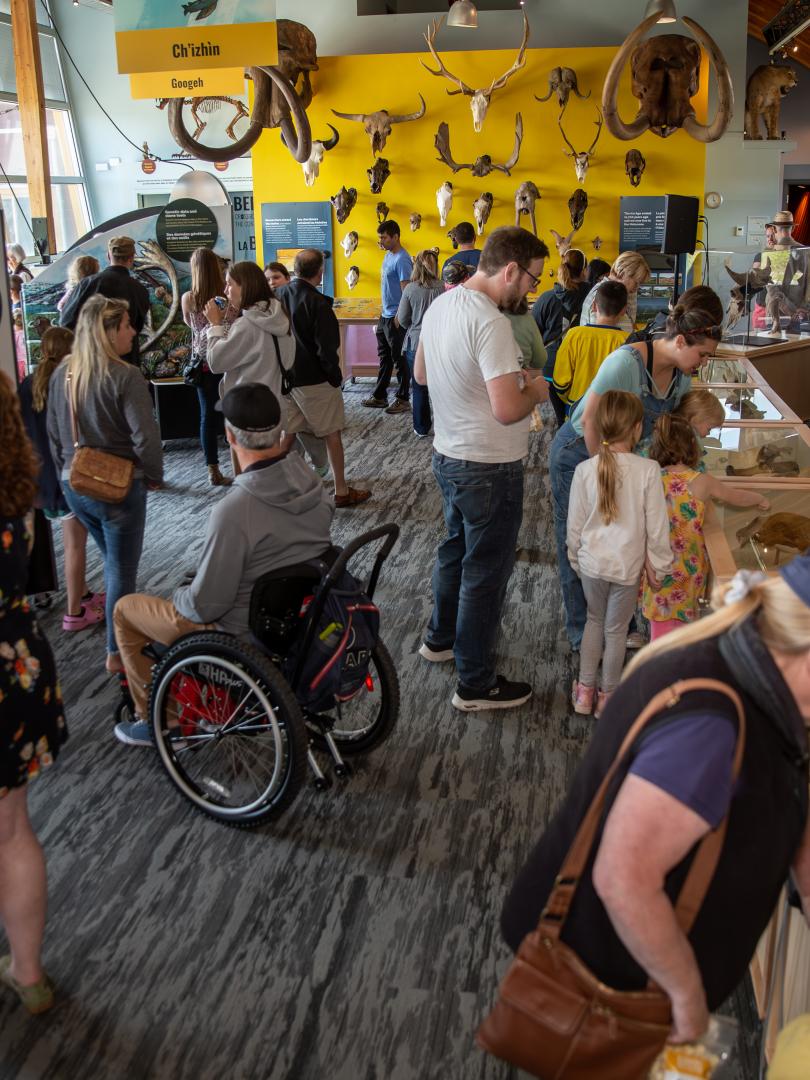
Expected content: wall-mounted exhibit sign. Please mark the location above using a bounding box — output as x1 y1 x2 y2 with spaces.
619 196 666 252
114 0 277 82
156 199 219 262
261 202 334 296
129 67 245 100
232 192 256 261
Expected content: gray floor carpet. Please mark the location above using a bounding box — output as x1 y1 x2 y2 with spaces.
0 389 759 1079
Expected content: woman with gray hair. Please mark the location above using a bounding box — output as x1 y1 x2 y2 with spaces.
6 243 33 282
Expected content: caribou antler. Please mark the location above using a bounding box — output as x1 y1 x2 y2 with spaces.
485 9 530 94
501 112 523 173
421 17 474 96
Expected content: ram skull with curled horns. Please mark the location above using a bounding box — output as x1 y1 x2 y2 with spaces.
601 12 733 142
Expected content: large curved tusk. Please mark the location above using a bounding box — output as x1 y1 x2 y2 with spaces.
601 12 659 141
331 109 368 122
680 17 734 144
320 123 340 151
258 65 312 162
167 67 269 161
388 93 427 124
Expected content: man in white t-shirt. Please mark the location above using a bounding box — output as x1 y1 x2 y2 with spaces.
414 226 549 711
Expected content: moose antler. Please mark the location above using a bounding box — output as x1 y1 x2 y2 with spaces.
422 18 474 96
485 9 530 94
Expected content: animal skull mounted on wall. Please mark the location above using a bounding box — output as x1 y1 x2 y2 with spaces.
345 266 360 290
331 95 426 155
434 115 523 177
473 192 494 236
410 213 422 231
376 201 390 224
437 181 454 227
625 149 646 187
550 228 579 257
514 181 541 236
558 107 603 184
299 123 339 186
341 231 359 258
602 12 733 142
592 236 603 251
569 188 589 230
367 157 391 194
422 10 529 133
535 67 591 111
331 185 357 224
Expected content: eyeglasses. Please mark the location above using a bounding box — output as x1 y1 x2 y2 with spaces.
516 263 541 289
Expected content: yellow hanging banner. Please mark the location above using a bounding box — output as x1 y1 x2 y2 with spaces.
115 21 277 75
129 68 246 100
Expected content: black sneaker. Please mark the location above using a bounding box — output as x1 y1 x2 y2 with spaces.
451 676 533 712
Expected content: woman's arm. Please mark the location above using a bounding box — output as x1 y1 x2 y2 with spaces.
581 390 603 456
396 287 413 331
122 373 164 484
414 340 427 386
689 472 769 510
180 291 193 329
205 318 244 374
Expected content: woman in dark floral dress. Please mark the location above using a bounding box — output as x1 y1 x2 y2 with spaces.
0 373 66 1014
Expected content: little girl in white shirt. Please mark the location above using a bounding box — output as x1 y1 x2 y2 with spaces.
567 390 673 717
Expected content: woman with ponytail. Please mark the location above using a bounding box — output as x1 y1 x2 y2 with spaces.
531 248 590 425
550 288 725 651
567 391 672 716
503 556 810 1050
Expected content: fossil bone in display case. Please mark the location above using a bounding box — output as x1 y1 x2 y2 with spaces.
703 386 798 424
704 487 810 579
701 424 810 481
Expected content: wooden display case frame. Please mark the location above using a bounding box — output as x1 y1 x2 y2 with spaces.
702 422 810 486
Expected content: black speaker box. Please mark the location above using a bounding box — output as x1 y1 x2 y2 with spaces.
662 194 700 255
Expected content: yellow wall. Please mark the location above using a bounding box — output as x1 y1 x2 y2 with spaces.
251 42 709 297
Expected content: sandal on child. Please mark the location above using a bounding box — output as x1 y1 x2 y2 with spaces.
0 955 55 1014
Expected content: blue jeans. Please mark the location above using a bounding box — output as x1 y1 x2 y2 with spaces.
196 372 221 466
549 421 589 649
62 479 147 654
405 346 431 435
428 453 523 691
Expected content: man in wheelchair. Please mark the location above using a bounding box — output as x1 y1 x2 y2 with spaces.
112 383 334 747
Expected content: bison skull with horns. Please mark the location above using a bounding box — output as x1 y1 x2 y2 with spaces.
332 96 426 156
602 12 733 143
167 19 319 163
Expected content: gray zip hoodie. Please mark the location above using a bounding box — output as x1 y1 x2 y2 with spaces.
172 451 334 638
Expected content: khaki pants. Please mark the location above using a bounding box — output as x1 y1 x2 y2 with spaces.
113 594 213 720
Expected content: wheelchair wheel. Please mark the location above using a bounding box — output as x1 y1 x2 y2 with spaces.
307 641 399 756
148 632 307 828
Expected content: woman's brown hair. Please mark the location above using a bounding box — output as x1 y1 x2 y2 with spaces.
190 247 226 313
0 373 38 517
649 413 701 470
67 254 100 286
663 289 724 345
410 249 441 287
595 390 644 524
228 260 273 310
31 326 74 412
557 248 587 291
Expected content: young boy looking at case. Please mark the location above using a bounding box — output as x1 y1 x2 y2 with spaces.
552 281 629 416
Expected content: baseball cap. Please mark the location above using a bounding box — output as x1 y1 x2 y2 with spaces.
108 235 136 258
221 383 281 431
442 260 472 287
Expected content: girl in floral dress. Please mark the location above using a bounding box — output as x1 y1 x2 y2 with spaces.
643 414 770 640
0 374 66 1014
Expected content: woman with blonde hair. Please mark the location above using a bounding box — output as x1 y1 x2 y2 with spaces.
0 372 66 1015
46 295 162 673
57 254 100 313
181 247 238 485
531 248 590 426
18 327 103 632
396 249 444 436
580 250 651 333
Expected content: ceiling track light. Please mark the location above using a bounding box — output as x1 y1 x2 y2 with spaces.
447 1 478 29
643 0 677 24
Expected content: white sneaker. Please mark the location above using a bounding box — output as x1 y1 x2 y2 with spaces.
418 642 454 663
626 632 647 650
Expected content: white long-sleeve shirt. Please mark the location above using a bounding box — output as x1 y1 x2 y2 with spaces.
567 453 673 586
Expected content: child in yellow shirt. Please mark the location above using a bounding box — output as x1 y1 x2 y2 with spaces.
552 280 629 416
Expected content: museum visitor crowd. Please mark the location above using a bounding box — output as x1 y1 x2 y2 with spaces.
3 223 810 1075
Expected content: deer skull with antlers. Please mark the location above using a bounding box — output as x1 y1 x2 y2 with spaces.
559 107 603 184
331 95 426 155
422 10 529 133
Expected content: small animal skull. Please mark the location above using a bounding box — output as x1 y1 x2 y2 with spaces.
447 226 461 250
568 188 588 230
331 185 357 224
473 192 494 236
376 201 389 224
301 124 339 187
625 149 646 187
514 181 541 236
410 213 422 231
437 181 453 227
341 231 358 258
367 157 391 195
592 236 603 250
346 265 360 290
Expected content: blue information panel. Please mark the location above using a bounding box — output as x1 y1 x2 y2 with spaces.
619 196 666 252
261 201 334 297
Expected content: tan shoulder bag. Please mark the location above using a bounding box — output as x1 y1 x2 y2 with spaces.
66 371 135 504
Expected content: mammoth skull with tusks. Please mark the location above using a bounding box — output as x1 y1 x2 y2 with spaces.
625 149 646 187
602 12 733 142
332 96 426 155
168 19 318 163
410 213 422 231
515 181 541 236
331 185 357 224
473 192 494 236
299 124 339 186
341 231 358 258
346 266 360 290
536 67 590 110
367 157 391 194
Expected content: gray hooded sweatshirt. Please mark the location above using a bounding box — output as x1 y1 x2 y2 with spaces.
173 451 334 637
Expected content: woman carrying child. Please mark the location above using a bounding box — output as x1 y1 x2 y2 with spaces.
642 413 769 640
568 391 673 717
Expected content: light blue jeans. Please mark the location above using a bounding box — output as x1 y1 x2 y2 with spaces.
62 479 147 654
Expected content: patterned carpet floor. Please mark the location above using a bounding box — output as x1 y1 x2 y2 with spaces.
0 387 759 1079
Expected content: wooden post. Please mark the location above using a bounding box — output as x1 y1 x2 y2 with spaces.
10 0 56 255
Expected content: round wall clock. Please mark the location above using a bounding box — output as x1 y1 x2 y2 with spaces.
705 191 723 209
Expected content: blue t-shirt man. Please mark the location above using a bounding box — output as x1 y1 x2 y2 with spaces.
381 248 413 317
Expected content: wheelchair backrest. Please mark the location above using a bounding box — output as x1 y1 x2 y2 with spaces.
249 547 338 659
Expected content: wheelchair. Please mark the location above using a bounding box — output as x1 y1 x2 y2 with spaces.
129 525 400 828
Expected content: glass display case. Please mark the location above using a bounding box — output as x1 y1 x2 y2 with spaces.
701 423 810 481
696 359 756 385
700 385 798 424
704 485 810 580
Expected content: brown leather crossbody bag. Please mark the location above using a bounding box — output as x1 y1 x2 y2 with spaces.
66 371 135 504
476 678 746 1080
